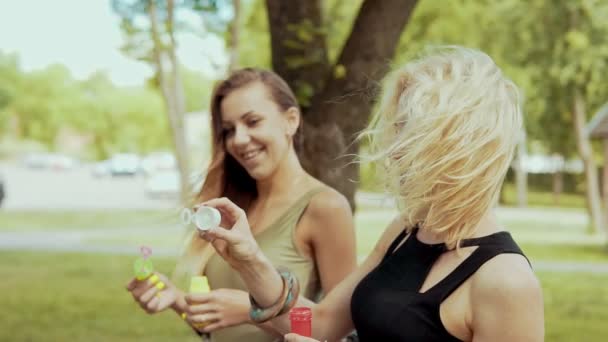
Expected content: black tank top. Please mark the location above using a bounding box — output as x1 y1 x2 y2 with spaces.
350 227 526 341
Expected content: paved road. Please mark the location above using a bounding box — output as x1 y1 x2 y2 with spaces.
0 161 595 229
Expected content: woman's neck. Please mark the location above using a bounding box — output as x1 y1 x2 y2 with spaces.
417 210 502 244
256 149 307 200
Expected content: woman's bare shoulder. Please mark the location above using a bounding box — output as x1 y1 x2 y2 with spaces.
306 184 351 216
471 253 540 295
468 253 544 340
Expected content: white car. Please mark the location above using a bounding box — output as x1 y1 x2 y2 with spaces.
109 154 140 176
23 153 76 171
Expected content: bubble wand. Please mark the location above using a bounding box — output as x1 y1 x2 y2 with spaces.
133 245 155 281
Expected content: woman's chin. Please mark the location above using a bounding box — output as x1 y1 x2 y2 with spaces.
246 166 271 181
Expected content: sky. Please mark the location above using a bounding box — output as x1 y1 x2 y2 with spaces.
0 0 227 86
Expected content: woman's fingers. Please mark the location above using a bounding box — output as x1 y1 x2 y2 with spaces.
139 284 160 303
198 320 225 333
145 295 161 312
184 293 213 306
200 226 241 245
201 197 245 222
189 312 221 324
284 333 320 342
126 278 138 291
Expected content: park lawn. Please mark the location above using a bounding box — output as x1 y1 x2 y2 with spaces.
0 209 181 231
541 272 608 342
501 184 586 209
0 251 606 342
2 207 607 264
0 251 199 342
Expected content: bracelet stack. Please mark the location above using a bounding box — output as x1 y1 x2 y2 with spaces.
249 266 300 323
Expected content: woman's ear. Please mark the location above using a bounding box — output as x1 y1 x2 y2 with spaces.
285 107 301 137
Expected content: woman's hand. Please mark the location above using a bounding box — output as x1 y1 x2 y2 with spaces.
183 288 251 332
284 333 321 342
126 272 179 314
199 197 261 268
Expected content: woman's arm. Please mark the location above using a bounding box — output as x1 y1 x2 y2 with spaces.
470 254 544 342
301 190 357 292
201 197 407 340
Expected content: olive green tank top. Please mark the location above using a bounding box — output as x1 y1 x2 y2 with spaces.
204 187 324 342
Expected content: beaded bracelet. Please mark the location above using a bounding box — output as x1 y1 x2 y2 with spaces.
249 266 300 323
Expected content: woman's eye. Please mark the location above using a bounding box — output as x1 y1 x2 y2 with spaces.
222 127 234 136
248 118 261 126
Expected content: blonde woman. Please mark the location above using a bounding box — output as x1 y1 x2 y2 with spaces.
196 47 544 341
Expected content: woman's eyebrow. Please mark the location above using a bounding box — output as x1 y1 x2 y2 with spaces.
222 110 255 125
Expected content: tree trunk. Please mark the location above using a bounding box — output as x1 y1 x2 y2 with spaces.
149 0 191 204
515 129 528 207
227 0 241 73
603 139 608 222
573 88 604 234
552 171 563 205
266 0 418 210
265 0 330 108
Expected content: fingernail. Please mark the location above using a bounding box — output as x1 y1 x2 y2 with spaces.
148 274 159 285
155 281 166 290
181 313 187 320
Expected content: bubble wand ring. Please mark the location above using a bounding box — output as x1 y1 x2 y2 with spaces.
133 246 156 282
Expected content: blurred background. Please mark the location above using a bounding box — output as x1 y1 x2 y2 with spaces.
1 0 607 341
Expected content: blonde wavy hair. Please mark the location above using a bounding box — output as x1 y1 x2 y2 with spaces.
362 46 522 249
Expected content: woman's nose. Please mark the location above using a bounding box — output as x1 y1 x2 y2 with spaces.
233 126 251 146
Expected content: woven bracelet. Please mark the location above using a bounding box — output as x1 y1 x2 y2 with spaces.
249 266 300 323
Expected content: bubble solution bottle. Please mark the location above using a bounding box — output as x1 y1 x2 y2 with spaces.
290 307 312 337
190 276 211 329
133 246 154 281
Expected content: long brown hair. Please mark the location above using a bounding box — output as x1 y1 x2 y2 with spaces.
196 68 302 210
176 69 302 279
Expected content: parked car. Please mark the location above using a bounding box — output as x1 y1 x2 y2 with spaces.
109 153 140 176
23 153 77 171
0 175 4 208
23 153 49 169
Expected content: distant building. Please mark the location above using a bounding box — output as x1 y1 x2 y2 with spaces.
515 154 583 174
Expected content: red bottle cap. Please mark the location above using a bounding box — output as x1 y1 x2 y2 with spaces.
290 307 312 337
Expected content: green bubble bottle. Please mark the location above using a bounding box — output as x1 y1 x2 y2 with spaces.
133 246 154 281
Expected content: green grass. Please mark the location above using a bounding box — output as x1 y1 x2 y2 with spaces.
0 209 181 231
0 251 199 342
0 251 606 341
502 184 586 209
541 272 608 341
522 243 608 263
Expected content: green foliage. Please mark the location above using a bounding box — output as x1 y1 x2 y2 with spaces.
390 0 608 158
179 67 213 113
322 0 363 62
236 0 271 68
0 52 176 159
236 0 364 68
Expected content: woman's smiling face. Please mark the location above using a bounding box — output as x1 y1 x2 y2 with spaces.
220 82 295 180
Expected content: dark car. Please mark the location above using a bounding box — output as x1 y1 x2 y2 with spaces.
0 176 4 207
